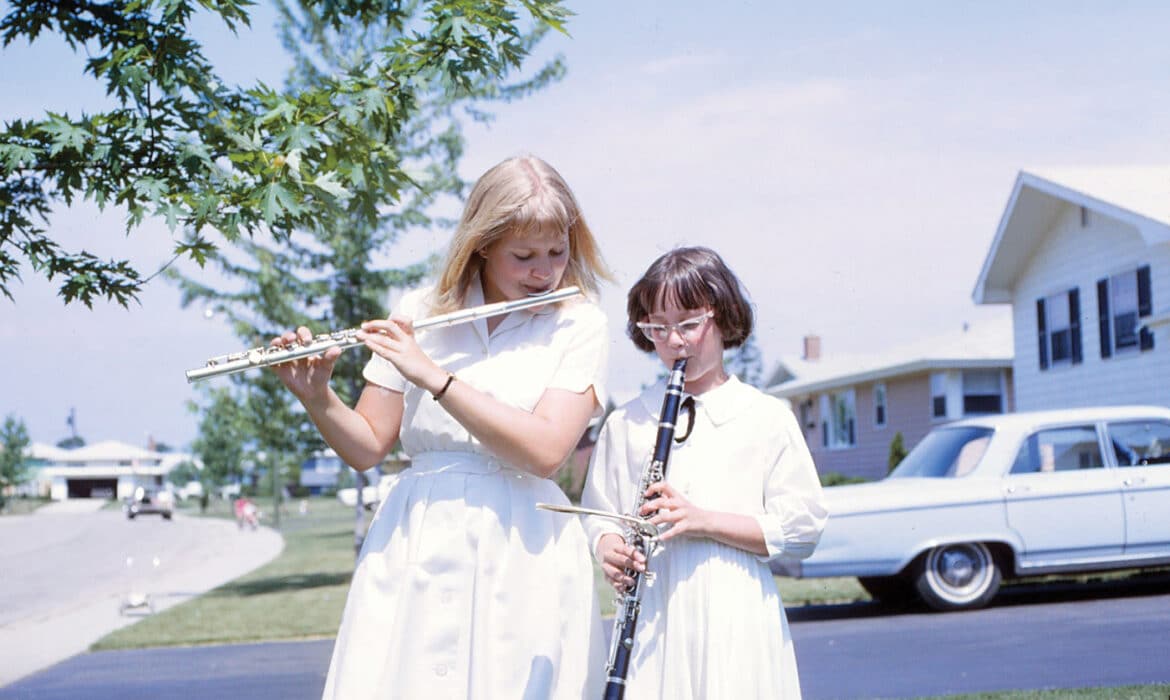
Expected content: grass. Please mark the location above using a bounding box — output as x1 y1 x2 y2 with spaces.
0 497 50 515
92 497 363 651
917 687 1170 699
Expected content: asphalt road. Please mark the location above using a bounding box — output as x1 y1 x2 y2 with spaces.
3 574 1169 699
0 501 283 687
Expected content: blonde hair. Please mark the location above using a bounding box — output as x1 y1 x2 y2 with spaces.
430 156 612 313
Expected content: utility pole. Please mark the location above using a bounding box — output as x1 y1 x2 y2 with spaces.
270 456 281 529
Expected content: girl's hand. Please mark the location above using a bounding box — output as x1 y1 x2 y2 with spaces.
269 327 343 404
357 316 447 395
641 481 712 542
596 533 645 593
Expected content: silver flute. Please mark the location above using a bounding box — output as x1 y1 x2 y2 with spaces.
185 286 583 382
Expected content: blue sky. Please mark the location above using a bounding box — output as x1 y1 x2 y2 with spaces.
4 1 1170 447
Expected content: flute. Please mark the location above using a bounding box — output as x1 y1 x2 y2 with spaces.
184 286 583 382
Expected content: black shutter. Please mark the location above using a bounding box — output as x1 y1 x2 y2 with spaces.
1097 278 1112 359
1069 288 1082 364
1036 298 1049 370
1137 265 1152 316
1138 265 1155 351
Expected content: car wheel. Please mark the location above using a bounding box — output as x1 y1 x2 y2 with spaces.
858 576 915 607
163 513 172 520
914 542 1001 611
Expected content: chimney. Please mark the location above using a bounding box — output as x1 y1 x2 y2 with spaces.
802 335 822 362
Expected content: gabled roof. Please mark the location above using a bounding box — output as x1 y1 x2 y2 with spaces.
974 166 1170 304
767 318 1013 398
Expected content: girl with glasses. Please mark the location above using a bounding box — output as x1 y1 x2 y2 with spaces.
581 246 828 699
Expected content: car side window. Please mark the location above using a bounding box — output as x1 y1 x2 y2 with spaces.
1010 426 1104 474
1106 420 1170 467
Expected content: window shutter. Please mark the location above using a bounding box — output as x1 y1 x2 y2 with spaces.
1138 265 1155 351
1036 298 1049 370
1137 265 1152 316
1068 288 1083 364
1096 278 1111 359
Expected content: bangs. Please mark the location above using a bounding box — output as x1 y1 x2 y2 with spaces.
641 262 714 315
508 189 575 240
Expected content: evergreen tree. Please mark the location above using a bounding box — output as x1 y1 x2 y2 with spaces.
0 414 31 508
888 431 908 473
724 333 765 387
171 0 566 549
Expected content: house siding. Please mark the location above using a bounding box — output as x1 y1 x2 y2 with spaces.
1012 206 1170 410
798 369 1013 482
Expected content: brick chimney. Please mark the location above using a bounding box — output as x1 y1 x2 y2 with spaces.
802 335 821 362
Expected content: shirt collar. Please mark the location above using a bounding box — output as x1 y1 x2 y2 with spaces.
467 274 562 341
638 373 749 427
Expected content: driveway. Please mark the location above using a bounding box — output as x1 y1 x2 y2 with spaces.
0 501 283 687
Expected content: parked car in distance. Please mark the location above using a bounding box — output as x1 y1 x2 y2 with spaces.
124 486 174 520
774 405 1170 611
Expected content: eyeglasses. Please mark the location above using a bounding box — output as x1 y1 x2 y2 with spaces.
636 311 714 343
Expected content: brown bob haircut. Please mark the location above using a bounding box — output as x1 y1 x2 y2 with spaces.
626 246 754 353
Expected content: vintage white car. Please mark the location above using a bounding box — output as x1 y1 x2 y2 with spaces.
776 405 1170 611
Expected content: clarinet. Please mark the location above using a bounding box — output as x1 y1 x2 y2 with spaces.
603 357 689 699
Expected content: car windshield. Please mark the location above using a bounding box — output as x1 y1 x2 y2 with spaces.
888 426 994 479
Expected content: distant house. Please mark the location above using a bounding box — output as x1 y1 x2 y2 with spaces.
766 325 1014 481
300 449 410 496
29 441 192 501
973 167 1170 410
300 450 346 496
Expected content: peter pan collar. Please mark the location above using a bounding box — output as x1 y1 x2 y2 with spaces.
637 374 750 427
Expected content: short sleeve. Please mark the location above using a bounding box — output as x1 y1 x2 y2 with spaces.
753 405 829 562
547 302 610 413
361 287 431 392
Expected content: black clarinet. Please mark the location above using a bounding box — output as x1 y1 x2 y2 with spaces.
603 357 689 699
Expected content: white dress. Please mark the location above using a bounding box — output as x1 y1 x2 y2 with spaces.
581 376 828 700
322 281 608 700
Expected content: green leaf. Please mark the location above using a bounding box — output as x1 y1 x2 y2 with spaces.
312 172 351 201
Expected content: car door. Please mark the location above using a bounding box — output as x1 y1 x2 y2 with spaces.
1105 418 1170 556
1002 424 1126 567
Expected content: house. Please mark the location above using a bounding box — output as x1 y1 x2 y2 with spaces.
766 324 1014 481
973 167 1170 410
300 448 410 496
28 440 193 501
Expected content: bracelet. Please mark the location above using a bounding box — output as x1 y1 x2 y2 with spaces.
432 373 457 401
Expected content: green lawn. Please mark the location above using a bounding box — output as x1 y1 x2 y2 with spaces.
93 497 361 650
0 497 50 515
917 688 1170 700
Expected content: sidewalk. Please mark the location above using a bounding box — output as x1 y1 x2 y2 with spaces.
0 506 284 687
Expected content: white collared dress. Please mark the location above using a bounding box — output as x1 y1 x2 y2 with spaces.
321 283 608 700
581 376 828 699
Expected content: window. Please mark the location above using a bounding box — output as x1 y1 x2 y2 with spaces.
820 390 856 449
873 383 887 427
1036 289 1082 370
888 426 993 479
1097 265 1155 358
962 370 1003 415
1107 420 1170 467
1010 426 1103 474
930 373 947 419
